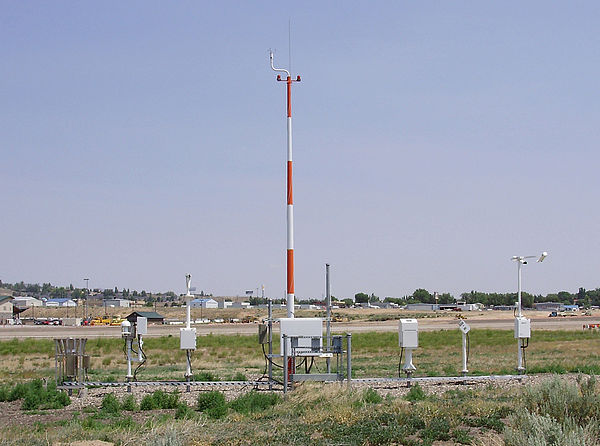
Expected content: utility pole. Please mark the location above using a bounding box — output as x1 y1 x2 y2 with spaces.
326 264 331 373
270 50 301 319
84 278 89 320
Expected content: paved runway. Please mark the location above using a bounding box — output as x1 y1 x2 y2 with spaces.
0 315 597 339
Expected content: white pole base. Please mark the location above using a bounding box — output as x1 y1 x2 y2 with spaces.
402 348 416 373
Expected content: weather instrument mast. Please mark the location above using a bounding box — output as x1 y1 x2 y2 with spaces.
270 50 301 318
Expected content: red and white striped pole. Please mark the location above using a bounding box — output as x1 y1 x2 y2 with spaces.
270 50 301 318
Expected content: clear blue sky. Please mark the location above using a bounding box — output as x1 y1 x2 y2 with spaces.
2 2 599 299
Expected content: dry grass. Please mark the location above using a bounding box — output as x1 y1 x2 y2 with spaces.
1 329 599 384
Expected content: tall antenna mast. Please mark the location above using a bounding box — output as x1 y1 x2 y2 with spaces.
270 49 301 318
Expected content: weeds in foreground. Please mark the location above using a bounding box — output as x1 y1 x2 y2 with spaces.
100 393 121 415
140 390 180 410
196 391 227 419
1 375 599 446
505 375 600 446
229 390 280 414
0 379 70 410
405 383 427 402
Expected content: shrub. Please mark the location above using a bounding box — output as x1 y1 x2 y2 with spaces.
0 385 10 402
154 390 180 409
523 375 599 425
140 390 180 410
175 402 195 419
22 391 42 411
121 394 138 411
140 394 158 411
405 383 426 402
505 376 600 446
194 372 219 382
505 410 597 446
9 382 29 401
197 391 227 419
100 393 121 415
7 380 71 410
229 391 280 415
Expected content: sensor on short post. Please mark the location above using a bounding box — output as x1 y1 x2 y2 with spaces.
399 319 418 379
458 319 470 376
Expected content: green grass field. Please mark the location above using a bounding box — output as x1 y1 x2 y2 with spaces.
0 329 599 383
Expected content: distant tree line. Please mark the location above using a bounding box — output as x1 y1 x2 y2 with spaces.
3 280 600 308
0 280 172 303
354 287 600 308
248 297 286 305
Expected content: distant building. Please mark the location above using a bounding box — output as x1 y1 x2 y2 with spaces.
0 297 14 323
45 298 76 307
230 302 250 309
370 302 397 309
218 301 233 309
492 305 517 311
126 311 164 324
12 296 43 308
189 298 218 309
534 302 563 312
406 303 439 311
103 298 131 308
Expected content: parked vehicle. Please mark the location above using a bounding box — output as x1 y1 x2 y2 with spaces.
109 318 124 326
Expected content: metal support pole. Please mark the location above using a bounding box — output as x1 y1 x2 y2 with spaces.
461 332 468 376
516 259 524 374
138 335 143 363
346 333 352 389
270 50 300 319
185 350 192 379
517 339 524 374
282 335 288 395
268 297 273 391
326 263 331 373
186 302 191 330
517 261 522 318
126 337 133 380
54 339 58 385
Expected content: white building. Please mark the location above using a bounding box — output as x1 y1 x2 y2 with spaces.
45 298 76 307
12 296 43 308
218 300 233 309
189 298 218 309
103 298 131 308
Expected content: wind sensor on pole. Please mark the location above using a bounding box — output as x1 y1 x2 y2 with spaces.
511 251 548 373
270 49 301 319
